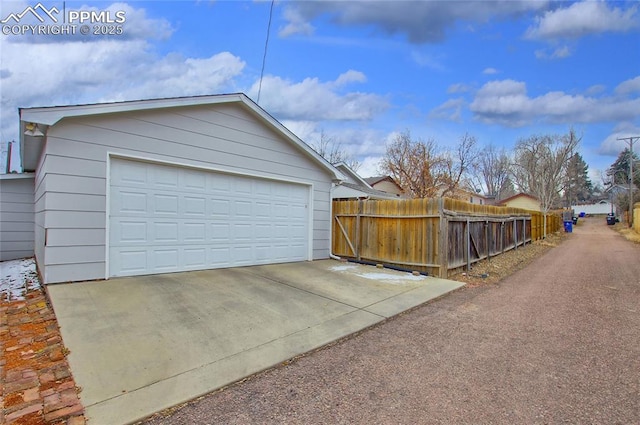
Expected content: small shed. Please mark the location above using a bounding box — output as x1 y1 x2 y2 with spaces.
14 93 343 284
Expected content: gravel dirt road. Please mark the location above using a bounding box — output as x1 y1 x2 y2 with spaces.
143 216 640 424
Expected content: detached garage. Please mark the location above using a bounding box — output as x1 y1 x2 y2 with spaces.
18 93 342 284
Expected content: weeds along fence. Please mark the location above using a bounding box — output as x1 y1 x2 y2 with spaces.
332 198 562 278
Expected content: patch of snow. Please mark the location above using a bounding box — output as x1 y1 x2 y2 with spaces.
355 272 426 282
329 264 359 272
0 257 40 302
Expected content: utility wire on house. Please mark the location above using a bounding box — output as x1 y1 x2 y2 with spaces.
257 0 275 105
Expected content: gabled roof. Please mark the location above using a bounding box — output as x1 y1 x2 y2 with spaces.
332 182 402 200
331 163 401 200
19 93 344 181
499 192 540 204
364 176 398 186
334 163 372 187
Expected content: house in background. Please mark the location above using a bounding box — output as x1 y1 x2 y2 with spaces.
499 193 542 212
364 176 404 196
332 163 402 200
1 93 344 284
445 187 493 205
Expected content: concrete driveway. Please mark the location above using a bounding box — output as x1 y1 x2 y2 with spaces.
47 259 464 425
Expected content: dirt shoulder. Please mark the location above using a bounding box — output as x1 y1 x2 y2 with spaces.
449 230 566 287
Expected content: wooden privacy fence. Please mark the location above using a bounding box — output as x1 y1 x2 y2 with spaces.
332 198 562 278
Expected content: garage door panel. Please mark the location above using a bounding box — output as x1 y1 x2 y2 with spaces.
153 222 178 243
114 221 147 243
183 169 206 191
112 248 147 274
152 167 178 188
117 161 148 185
114 191 147 214
234 200 252 217
210 223 230 241
184 223 206 242
110 159 309 277
235 179 252 195
211 199 231 217
154 248 179 269
184 248 206 267
153 194 179 215
183 196 206 216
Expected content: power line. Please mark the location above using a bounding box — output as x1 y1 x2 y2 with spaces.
257 0 274 105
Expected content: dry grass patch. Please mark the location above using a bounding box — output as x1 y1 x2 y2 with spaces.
450 232 566 287
614 224 640 244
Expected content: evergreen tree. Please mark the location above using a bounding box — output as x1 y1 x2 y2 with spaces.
606 148 640 188
564 153 592 205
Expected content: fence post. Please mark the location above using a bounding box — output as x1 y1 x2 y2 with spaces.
466 218 471 272
355 199 363 260
485 220 490 261
513 219 518 250
438 198 448 278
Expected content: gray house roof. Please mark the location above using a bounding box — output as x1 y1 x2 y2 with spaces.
332 163 401 200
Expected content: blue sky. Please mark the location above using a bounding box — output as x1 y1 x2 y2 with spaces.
1 0 639 185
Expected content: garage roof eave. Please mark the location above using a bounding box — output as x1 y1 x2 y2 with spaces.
19 93 249 126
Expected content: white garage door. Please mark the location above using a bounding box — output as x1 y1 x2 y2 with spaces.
109 158 310 277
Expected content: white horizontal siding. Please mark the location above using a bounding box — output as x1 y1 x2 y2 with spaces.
43 174 106 196
43 192 105 212
46 228 105 247
44 262 104 284
45 245 105 265
41 154 106 179
0 177 35 261
44 211 105 228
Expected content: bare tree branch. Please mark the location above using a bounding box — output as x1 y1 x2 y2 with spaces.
311 130 361 171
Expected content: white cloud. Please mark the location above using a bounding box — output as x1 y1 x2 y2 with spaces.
282 1 549 44
358 156 383 178
334 70 367 87
411 51 445 71
469 79 640 127
279 6 315 37
534 45 572 60
248 74 388 121
109 2 174 40
585 84 607 96
483 67 499 75
526 1 639 40
447 83 473 94
0 36 246 141
598 124 640 156
429 98 465 122
615 76 640 95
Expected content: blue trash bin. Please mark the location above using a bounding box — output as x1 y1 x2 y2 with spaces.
563 220 573 232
